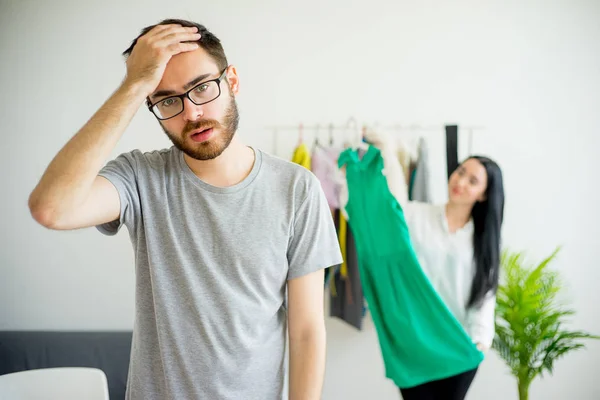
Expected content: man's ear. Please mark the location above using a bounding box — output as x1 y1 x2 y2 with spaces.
226 65 240 95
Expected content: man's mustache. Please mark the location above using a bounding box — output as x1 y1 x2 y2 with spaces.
184 119 222 134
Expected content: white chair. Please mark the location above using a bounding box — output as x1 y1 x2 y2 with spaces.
0 367 109 400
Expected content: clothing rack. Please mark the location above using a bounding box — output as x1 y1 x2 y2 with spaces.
266 120 484 157
264 124 485 131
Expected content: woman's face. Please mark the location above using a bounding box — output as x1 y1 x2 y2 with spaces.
448 158 488 206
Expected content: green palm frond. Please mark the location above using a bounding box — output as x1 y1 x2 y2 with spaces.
492 247 600 400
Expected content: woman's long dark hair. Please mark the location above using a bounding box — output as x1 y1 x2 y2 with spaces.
465 156 505 308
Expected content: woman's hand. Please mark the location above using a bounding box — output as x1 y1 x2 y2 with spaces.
363 129 395 151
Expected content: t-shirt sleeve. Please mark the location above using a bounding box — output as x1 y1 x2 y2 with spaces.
96 151 141 236
287 175 343 280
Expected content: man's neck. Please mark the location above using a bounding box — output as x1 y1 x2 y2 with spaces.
183 138 255 188
445 201 473 233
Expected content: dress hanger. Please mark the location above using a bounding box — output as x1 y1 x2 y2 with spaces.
313 124 321 150
355 125 370 152
343 117 357 148
297 123 304 146
328 123 335 146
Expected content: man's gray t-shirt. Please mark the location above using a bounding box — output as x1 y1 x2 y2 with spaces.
97 146 342 400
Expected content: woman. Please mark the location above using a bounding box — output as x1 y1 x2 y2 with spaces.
364 130 505 400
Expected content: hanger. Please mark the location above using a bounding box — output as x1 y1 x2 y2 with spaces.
351 125 370 152
313 124 321 149
342 117 356 148
355 125 369 151
343 117 365 150
328 123 334 146
297 123 304 146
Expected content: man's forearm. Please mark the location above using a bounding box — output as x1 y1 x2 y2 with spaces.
289 328 326 400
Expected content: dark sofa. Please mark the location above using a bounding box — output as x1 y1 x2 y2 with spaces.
0 331 132 400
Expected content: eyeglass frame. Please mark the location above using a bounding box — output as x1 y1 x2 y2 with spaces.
147 67 229 120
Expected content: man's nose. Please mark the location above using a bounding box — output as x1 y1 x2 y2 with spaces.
182 98 204 121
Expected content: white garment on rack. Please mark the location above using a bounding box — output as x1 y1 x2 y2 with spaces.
411 137 432 203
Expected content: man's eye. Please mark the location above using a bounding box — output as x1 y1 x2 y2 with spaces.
194 84 209 93
161 98 176 107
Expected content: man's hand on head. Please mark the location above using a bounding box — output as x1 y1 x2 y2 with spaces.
124 24 202 96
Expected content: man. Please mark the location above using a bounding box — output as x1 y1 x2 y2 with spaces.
28 18 342 400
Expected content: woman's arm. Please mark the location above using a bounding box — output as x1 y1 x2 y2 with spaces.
466 292 497 351
364 129 409 207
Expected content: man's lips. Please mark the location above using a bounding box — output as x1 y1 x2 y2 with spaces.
190 127 214 143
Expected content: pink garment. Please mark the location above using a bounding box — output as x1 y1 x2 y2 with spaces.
311 145 343 210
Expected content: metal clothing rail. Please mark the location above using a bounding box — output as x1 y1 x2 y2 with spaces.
264 124 485 131
266 119 484 156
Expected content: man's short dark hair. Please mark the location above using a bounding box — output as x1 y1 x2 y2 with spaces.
123 18 228 71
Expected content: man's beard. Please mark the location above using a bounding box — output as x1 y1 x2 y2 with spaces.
162 97 240 161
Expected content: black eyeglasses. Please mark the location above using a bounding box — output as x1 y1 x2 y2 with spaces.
148 68 228 120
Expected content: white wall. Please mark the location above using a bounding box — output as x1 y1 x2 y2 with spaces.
1 0 599 399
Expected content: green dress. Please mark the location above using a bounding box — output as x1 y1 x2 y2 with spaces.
338 145 483 388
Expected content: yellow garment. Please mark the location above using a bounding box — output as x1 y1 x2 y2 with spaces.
330 210 348 297
339 213 348 278
291 143 311 169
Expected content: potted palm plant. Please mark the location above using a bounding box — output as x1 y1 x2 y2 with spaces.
493 248 599 400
